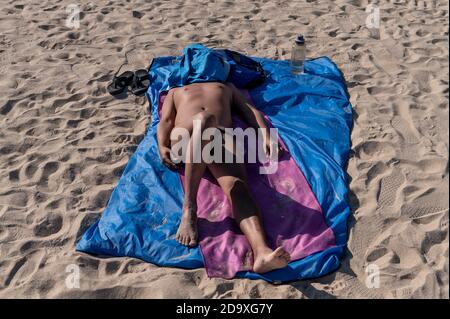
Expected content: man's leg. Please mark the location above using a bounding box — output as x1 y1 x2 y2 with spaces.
207 162 291 273
175 112 215 247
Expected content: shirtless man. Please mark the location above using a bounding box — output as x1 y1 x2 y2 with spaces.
157 82 290 274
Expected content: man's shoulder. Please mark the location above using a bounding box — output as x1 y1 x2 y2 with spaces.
167 87 180 97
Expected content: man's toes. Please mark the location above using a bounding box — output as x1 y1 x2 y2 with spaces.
273 247 285 257
188 238 197 247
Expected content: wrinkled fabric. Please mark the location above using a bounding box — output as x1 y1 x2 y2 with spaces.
77 49 353 283
167 43 230 88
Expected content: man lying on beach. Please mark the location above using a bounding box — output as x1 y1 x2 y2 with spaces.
157 82 291 274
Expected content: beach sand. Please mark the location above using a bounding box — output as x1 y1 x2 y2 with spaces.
0 0 448 298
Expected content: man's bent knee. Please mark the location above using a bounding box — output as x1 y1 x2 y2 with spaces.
225 178 249 198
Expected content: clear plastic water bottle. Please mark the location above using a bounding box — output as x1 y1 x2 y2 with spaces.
291 34 306 75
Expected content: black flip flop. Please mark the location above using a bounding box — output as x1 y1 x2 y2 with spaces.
107 71 134 96
130 69 150 96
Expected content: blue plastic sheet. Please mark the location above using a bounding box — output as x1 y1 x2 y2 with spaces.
77 48 353 283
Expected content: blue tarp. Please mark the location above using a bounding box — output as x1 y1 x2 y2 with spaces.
77 46 353 283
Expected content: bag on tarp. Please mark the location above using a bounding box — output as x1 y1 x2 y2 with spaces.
217 49 266 89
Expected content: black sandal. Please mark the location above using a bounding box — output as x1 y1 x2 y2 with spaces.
107 71 134 96
130 69 150 96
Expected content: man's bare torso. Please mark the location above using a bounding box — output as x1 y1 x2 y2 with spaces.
171 82 233 131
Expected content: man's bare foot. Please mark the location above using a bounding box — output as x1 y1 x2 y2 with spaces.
176 206 198 247
253 247 290 273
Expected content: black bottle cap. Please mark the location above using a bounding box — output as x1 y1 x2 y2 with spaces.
295 35 305 44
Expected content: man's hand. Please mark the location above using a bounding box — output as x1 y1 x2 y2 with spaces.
159 146 178 170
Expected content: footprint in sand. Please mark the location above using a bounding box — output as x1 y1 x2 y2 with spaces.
365 162 388 187
389 286 414 299
104 260 122 276
349 214 385 268
8 169 20 181
377 168 405 208
2 190 29 207
38 161 60 187
366 246 390 263
340 275 383 299
391 116 420 144
0 100 16 115
33 212 63 237
5 248 47 288
401 188 448 219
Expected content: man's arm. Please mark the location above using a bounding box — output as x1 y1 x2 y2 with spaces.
228 83 282 158
157 89 178 170
229 83 269 133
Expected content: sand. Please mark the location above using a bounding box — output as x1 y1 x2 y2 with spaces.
0 0 448 298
